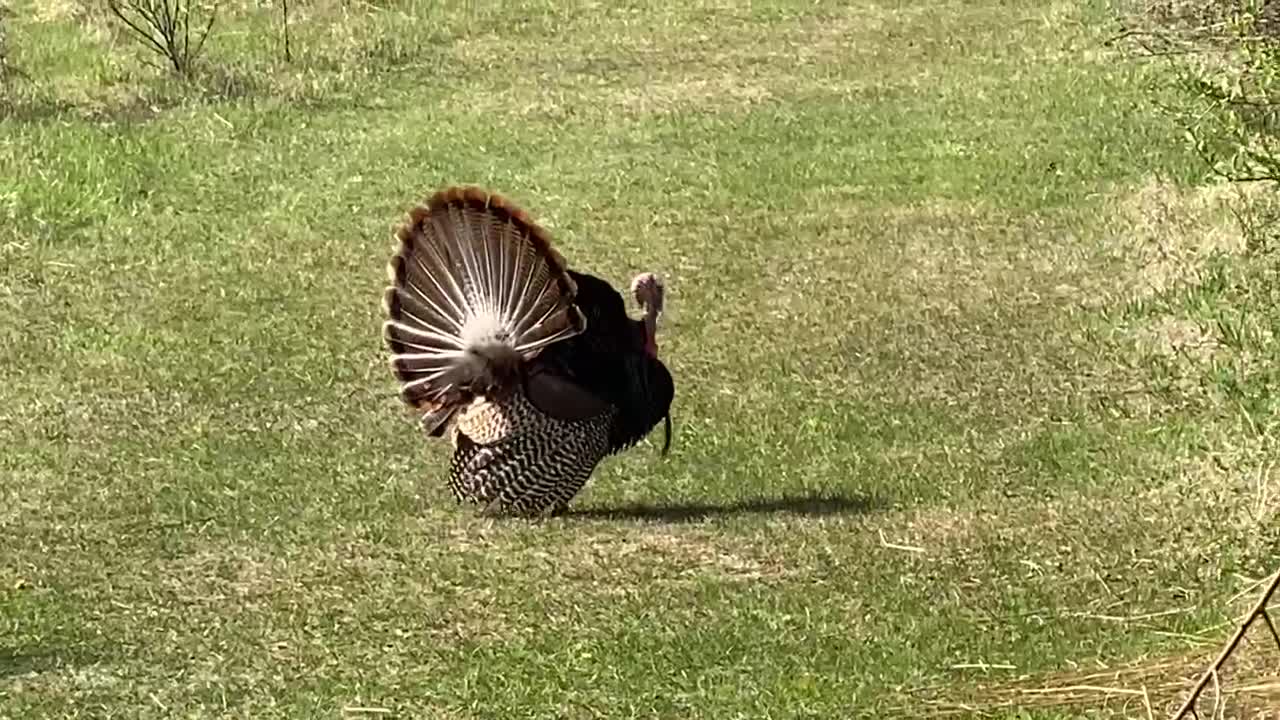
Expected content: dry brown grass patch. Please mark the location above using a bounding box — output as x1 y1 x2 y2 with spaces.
437 517 796 586
1162 425 1280 534
897 626 1280 718
442 3 973 119
30 0 76 23
898 506 985 550
1091 178 1276 415
604 75 774 115
1134 314 1219 361
562 526 793 586
1103 178 1257 301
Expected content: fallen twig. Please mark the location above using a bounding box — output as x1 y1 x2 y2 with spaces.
878 529 925 554
1170 566 1280 720
1073 607 1193 624
950 661 1017 671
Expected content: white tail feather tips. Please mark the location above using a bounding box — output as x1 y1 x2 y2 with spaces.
383 187 585 408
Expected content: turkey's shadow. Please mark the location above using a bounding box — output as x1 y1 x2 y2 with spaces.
569 491 880 523
0 645 101 680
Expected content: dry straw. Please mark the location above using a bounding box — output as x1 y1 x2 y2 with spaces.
898 566 1280 719
1171 567 1280 720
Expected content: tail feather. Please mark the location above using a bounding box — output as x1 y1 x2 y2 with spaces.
383 186 586 410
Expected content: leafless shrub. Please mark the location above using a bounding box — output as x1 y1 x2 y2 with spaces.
106 0 218 76
1114 1 1280 186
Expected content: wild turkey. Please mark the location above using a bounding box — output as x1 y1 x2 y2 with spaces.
381 186 674 517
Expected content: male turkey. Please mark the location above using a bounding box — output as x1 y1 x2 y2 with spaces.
381 186 674 517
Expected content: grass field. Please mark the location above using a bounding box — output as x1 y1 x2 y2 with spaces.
3 0 1280 717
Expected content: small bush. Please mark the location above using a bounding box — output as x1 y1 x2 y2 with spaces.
1115 0 1280 428
107 0 218 76
1124 1 1280 186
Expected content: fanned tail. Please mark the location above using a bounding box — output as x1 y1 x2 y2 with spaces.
382 186 586 421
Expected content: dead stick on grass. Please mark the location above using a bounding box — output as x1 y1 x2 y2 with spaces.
1170 566 1280 720
1141 685 1155 720
1015 684 1155 720
1020 684 1150 696
1230 681 1280 694
1211 669 1222 720
1076 607 1192 623
878 529 925 554
1226 573 1270 605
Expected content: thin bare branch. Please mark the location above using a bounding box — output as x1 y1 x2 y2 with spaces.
1170 567 1280 719
106 0 217 76
281 0 292 62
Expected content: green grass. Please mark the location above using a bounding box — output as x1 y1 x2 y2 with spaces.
2 0 1279 717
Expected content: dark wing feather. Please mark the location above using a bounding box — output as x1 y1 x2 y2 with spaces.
525 270 674 453
605 352 674 454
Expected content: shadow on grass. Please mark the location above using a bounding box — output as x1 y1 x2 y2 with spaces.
0 645 99 680
570 491 882 523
